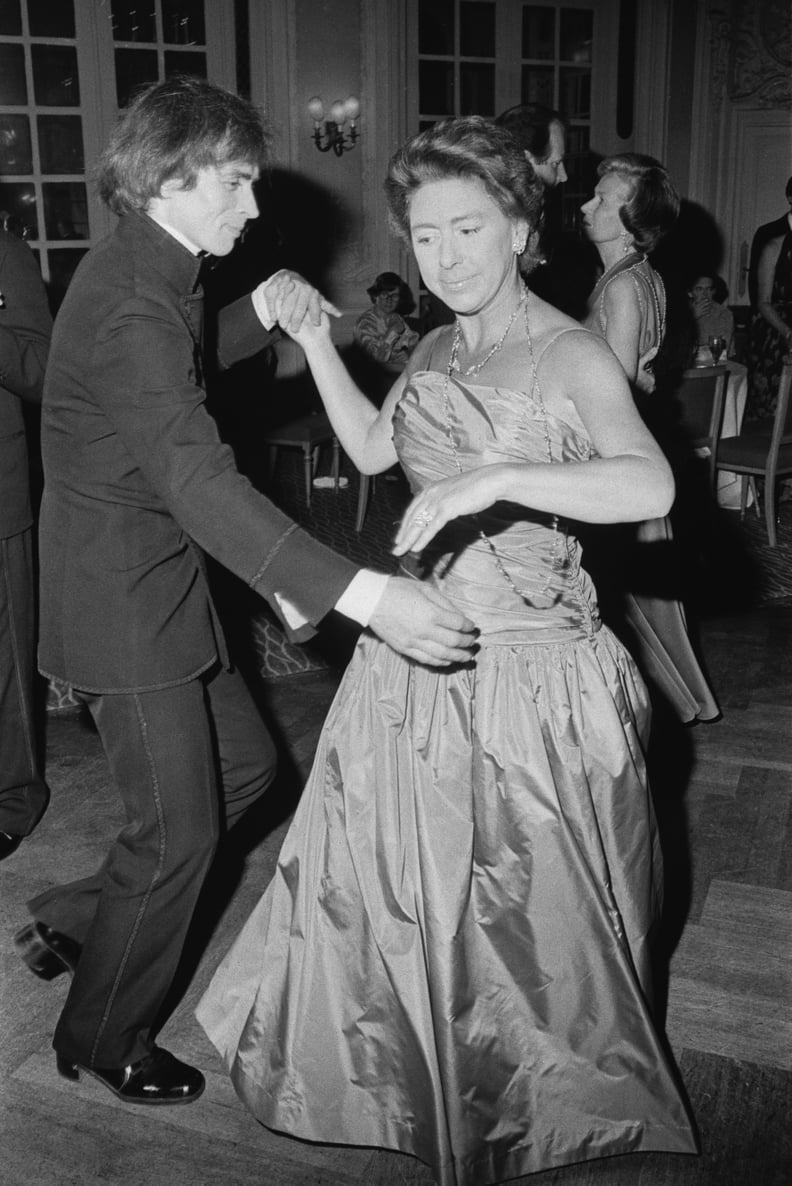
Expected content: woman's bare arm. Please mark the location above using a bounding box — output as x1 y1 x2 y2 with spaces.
598 274 642 382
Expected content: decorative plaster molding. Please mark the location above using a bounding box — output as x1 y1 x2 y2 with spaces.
729 0 792 107
708 16 731 109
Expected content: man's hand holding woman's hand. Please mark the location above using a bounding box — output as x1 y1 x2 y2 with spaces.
252 270 340 336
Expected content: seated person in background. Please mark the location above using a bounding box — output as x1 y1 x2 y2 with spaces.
688 273 734 361
354 271 419 366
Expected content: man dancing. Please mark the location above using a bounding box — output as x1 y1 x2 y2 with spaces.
15 77 474 1105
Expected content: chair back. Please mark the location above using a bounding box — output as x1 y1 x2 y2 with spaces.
767 357 792 476
671 364 729 453
713 355 792 545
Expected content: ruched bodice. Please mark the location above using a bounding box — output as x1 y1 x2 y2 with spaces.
394 370 600 643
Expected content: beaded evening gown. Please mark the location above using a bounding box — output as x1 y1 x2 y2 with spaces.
197 327 698 1186
584 254 720 724
746 230 792 420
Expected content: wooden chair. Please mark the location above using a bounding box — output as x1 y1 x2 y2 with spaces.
714 356 792 546
670 364 729 485
262 412 340 507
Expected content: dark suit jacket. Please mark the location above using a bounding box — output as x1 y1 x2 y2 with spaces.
38 211 358 693
0 230 52 539
748 213 791 308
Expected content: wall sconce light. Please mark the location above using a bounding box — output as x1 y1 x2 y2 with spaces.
307 95 360 156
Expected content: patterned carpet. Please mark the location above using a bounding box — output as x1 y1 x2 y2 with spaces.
738 501 792 602
671 480 792 618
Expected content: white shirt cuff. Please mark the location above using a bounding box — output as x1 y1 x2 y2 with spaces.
274 570 389 632
334 570 389 627
252 287 275 331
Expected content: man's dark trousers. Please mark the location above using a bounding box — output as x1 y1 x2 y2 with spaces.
28 662 276 1069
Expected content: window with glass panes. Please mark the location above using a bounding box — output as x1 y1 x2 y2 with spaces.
0 0 89 306
521 4 593 232
0 0 229 308
110 0 208 110
415 1 595 232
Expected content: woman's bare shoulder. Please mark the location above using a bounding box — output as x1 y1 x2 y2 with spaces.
537 325 618 375
526 293 598 355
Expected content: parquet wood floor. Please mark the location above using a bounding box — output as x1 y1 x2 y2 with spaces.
2 485 791 1184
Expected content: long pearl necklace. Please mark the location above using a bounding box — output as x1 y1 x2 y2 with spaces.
624 255 666 342
599 252 666 344
452 286 528 375
441 286 567 604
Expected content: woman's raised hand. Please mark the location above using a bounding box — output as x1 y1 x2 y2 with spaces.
392 466 508 556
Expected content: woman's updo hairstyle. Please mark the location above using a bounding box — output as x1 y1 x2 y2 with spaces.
384 116 544 270
597 153 680 255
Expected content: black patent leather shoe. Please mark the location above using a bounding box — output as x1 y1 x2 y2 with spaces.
14 921 82 980
56 1046 205 1105
0 831 22 861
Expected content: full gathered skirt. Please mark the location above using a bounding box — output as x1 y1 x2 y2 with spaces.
198 628 696 1185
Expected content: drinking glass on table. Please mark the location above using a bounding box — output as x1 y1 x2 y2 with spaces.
708 334 727 364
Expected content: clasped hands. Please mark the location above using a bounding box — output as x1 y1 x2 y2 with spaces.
252 270 339 337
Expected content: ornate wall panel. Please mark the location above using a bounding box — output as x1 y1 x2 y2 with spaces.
729 0 792 108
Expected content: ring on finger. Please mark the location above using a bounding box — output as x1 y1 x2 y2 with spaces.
413 508 434 527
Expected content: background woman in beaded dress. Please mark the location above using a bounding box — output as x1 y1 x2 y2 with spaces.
581 153 720 725
746 219 792 420
197 118 698 1186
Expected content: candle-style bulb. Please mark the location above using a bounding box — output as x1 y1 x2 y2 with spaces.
307 96 325 122
329 100 346 125
343 95 360 121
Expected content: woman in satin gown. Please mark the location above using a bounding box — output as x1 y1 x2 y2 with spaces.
581 154 719 724
197 118 698 1185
